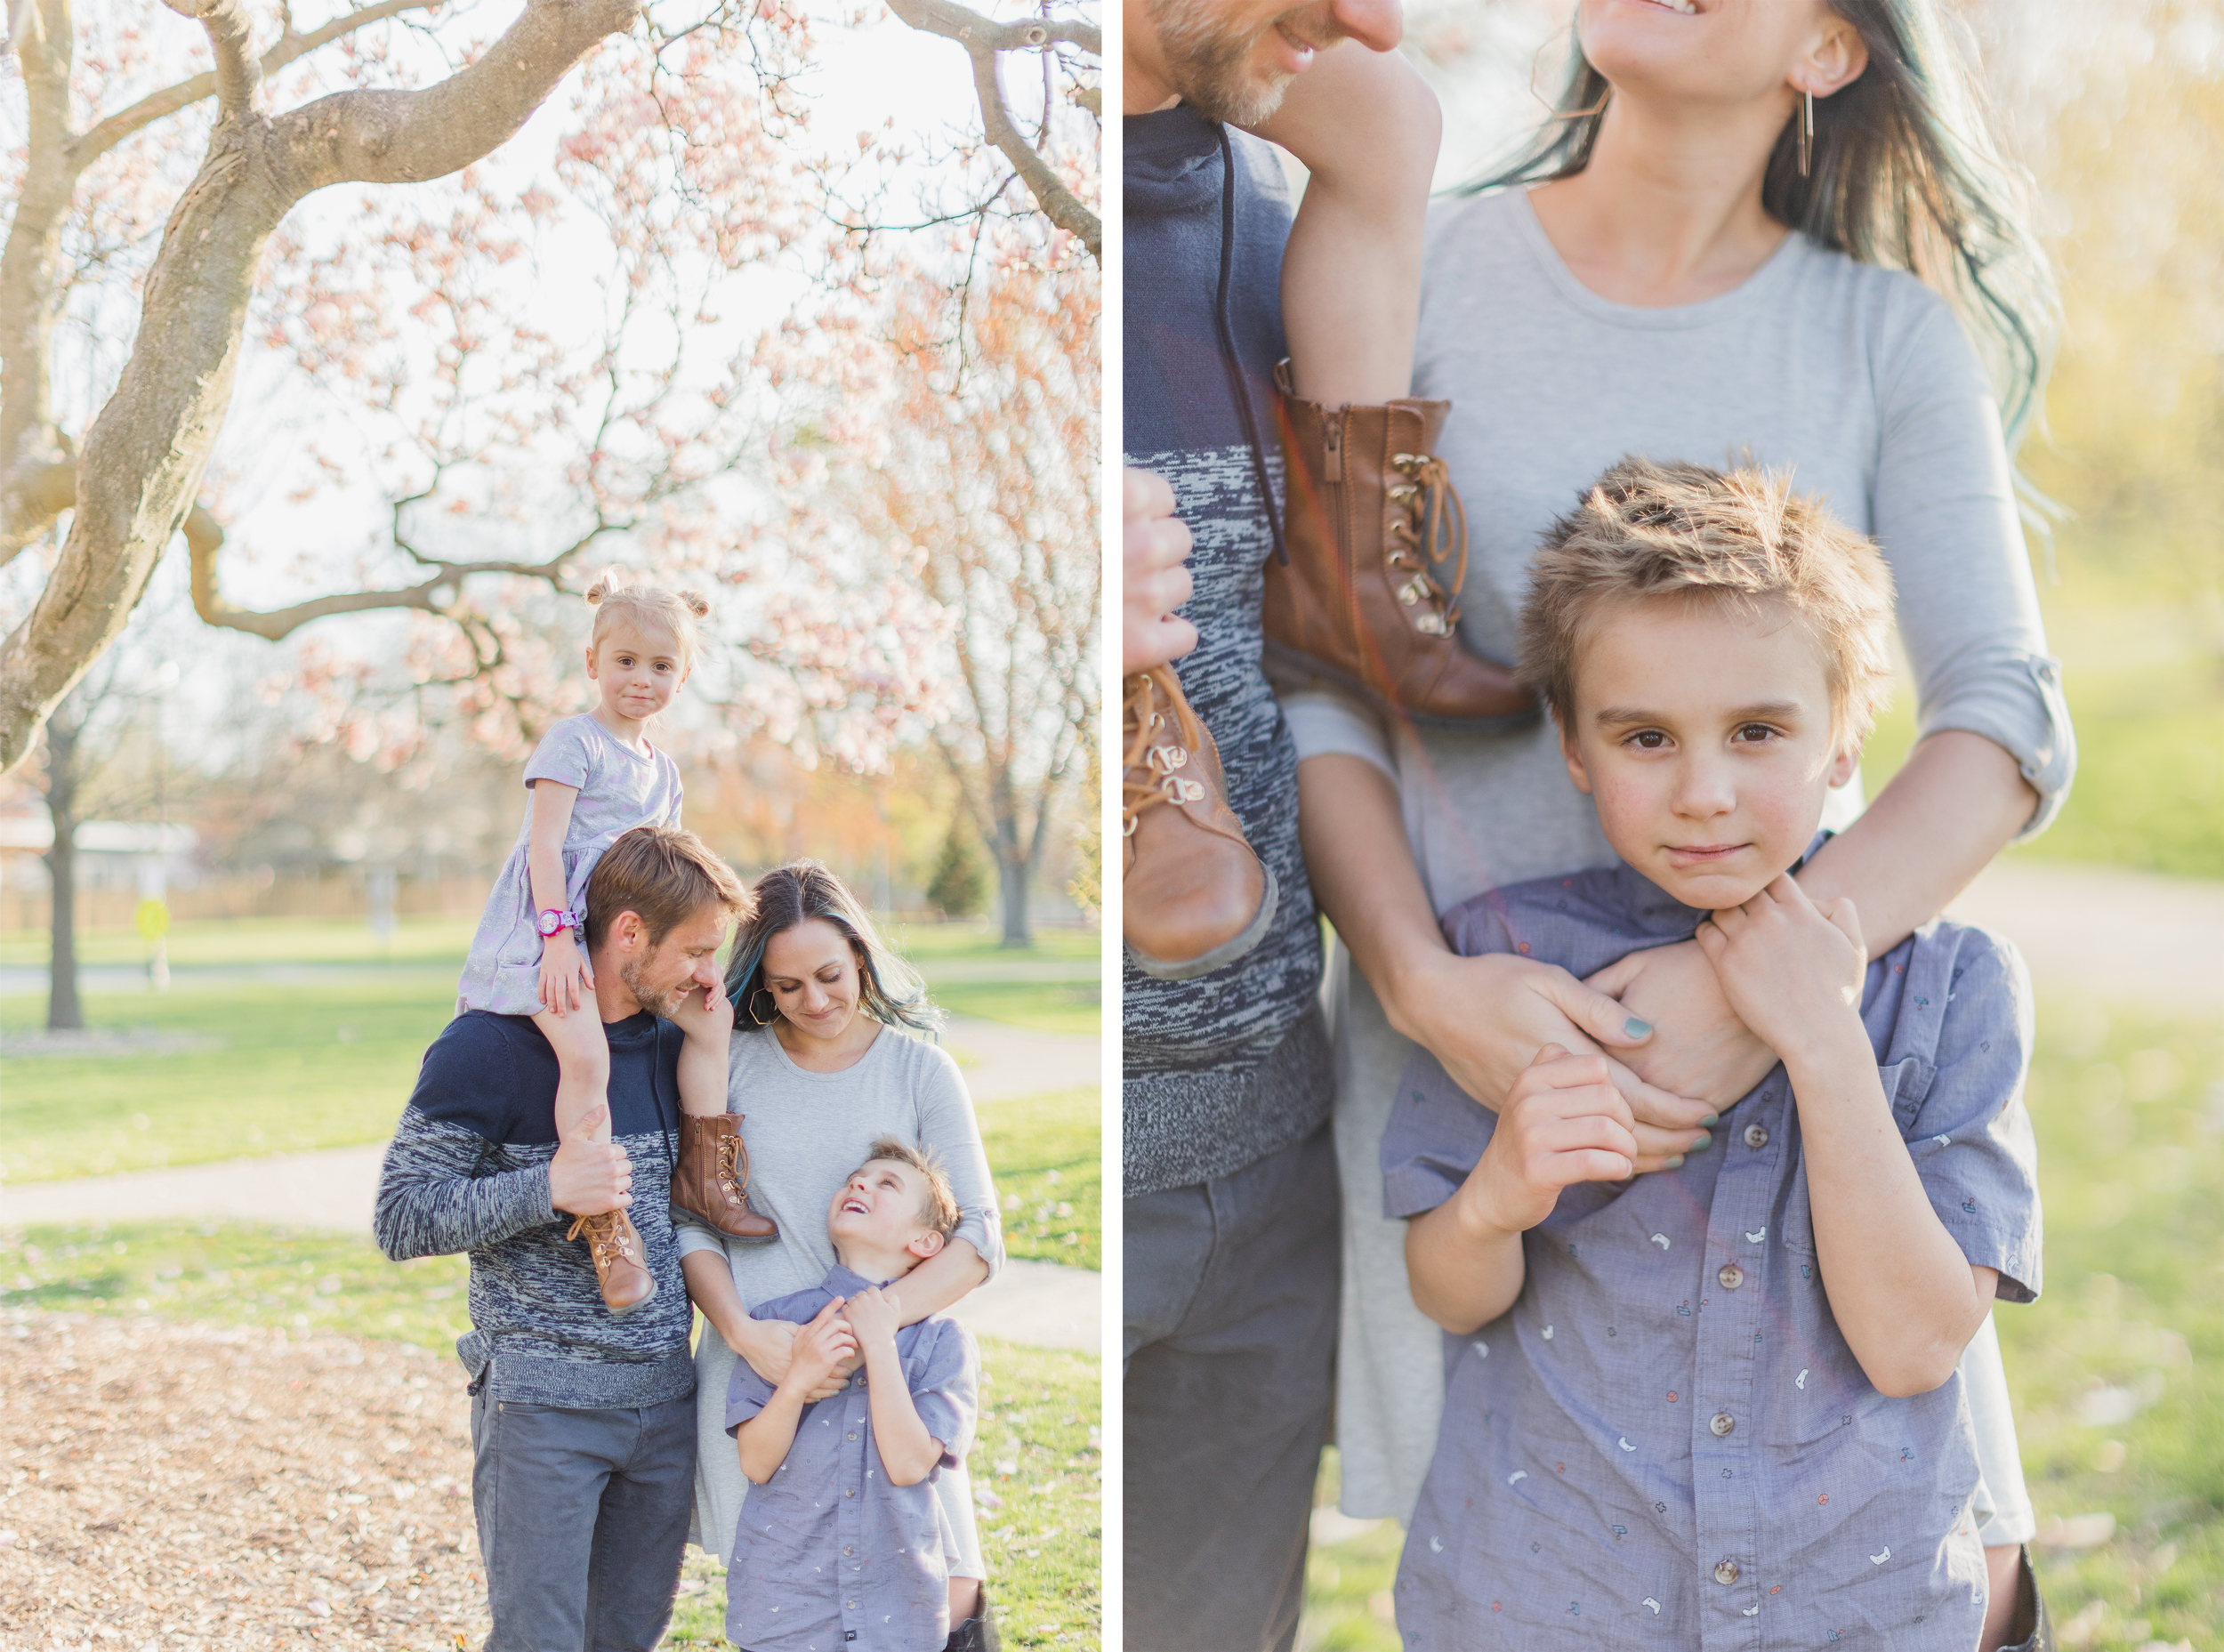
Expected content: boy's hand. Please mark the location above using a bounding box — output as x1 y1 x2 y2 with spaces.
782 1298 857 1397
1124 468 1197 675
537 929 594 1017
842 1284 902 1352
1695 875 1867 1057
665 977 735 1044
1457 1045 1639 1236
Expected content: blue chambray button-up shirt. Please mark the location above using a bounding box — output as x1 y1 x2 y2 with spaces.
1384 853 2042 1650
725 1265 979 1652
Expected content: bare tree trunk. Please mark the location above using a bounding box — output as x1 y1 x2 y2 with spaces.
41 705 81 1029
994 833 1031 948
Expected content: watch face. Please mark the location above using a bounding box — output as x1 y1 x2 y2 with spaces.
537 910 564 937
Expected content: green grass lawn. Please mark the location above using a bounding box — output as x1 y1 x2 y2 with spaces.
0 918 1099 1183
979 1089 1100 1271
0 1221 1100 1651
1861 582 2224 882
1298 992 2224 1650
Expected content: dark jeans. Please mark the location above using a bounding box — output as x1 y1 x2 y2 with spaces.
1124 1122 1342 1652
469 1387 697 1652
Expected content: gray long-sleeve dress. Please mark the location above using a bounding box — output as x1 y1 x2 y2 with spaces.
673 1022 1004 1571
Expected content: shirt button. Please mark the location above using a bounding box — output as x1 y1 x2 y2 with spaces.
843 1547 854 1556
846 1600 858 1610
1718 1262 1745 1290
844 1488 856 1497
848 1432 858 1441
1714 1559 1740 1586
1711 1412 1736 1437
1744 1124 1769 1150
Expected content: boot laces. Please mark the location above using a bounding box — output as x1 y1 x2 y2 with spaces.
1389 453 1471 637
716 1134 745 1204
566 1213 632 1262
1121 671 1208 835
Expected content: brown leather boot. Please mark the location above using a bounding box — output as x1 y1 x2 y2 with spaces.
1265 364 1535 729
674 1113 778 1242
1121 665 1277 980
566 1208 657 1313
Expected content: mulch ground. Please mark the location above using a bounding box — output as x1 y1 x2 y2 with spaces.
1 1310 491 1649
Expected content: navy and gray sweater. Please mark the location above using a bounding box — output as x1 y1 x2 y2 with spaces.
1123 105 1331 1198
374 1009 696 1407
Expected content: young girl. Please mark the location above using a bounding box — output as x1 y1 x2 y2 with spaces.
455 573 774 1313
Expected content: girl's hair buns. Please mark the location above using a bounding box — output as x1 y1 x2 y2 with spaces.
583 569 712 665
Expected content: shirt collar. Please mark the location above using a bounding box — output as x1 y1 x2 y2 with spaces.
822 1262 891 1297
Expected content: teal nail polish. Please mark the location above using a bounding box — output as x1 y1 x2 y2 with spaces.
1688 1132 1712 1152
1664 1154 1686 1170
1624 1016 1652 1038
1700 1113 1720 1128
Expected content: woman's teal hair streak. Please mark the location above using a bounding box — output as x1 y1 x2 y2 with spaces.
1463 3 2060 462
724 859 941 1036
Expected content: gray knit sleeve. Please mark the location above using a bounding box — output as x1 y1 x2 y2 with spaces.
1872 294 2076 837
374 1108 556 1261
910 1041 1005 1281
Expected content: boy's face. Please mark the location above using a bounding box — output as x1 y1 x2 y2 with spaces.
826 1158 945 1271
1560 592 1858 912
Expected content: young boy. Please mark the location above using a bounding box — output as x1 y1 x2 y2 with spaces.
1386 459 2043 1649
725 1139 980 1652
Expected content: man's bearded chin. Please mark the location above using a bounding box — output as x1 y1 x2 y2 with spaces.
1148 0 1293 125
620 952 684 1019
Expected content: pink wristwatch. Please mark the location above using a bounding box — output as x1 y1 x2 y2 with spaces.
535 907 577 939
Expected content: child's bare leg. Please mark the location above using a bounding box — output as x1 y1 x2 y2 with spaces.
948 1577 980 1624
534 1007 612 1148
1978 1544 2019 1649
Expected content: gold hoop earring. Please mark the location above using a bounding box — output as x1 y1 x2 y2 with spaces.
748 988 778 1027
1551 84 1611 121
1798 88 1814 178
1530 24 1610 121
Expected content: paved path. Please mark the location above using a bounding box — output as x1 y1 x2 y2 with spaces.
1944 858 2224 1010
0 1015 1103 1354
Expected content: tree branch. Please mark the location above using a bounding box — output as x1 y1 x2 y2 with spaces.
882 0 1100 260
159 0 263 120
882 0 1097 56
967 45 1097 257
0 0 77 491
0 0 642 778
70 0 438 165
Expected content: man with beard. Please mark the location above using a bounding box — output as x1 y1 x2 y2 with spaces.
375 824 751 1652
1122 1 1402 1648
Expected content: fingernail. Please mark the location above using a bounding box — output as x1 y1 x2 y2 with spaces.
1624 1017 1652 1037
1664 1154 1685 1170
1699 1113 1720 1127
1688 1132 1712 1152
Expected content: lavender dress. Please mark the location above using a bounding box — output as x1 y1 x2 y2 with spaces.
456 713 684 1017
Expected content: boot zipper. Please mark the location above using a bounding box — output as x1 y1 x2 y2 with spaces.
1324 413 1350 590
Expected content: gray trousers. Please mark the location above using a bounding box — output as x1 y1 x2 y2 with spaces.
1124 1123 1341 1652
469 1387 697 1652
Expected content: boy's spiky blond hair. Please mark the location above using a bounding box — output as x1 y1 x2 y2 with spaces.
855 1137 961 1239
1519 457 1897 750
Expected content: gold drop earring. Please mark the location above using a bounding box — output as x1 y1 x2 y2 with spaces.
1798 88 1814 178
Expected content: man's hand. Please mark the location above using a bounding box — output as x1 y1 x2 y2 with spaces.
842 1284 903 1353
665 977 735 1045
537 929 594 1017
548 1105 633 1216
1695 875 1868 1058
1124 468 1197 675
781 1297 858 1398
1394 950 1715 1171
1455 1044 1639 1236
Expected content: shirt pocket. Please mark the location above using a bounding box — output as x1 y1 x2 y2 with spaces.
1879 1056 1938 1138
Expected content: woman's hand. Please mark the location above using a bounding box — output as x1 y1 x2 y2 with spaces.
1589 939 1780 1113
537 928 593 1017
1391 949 1715 1172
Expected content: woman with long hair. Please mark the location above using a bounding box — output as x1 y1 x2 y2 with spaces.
1285 5 2069 1647
673 861 1003 1648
